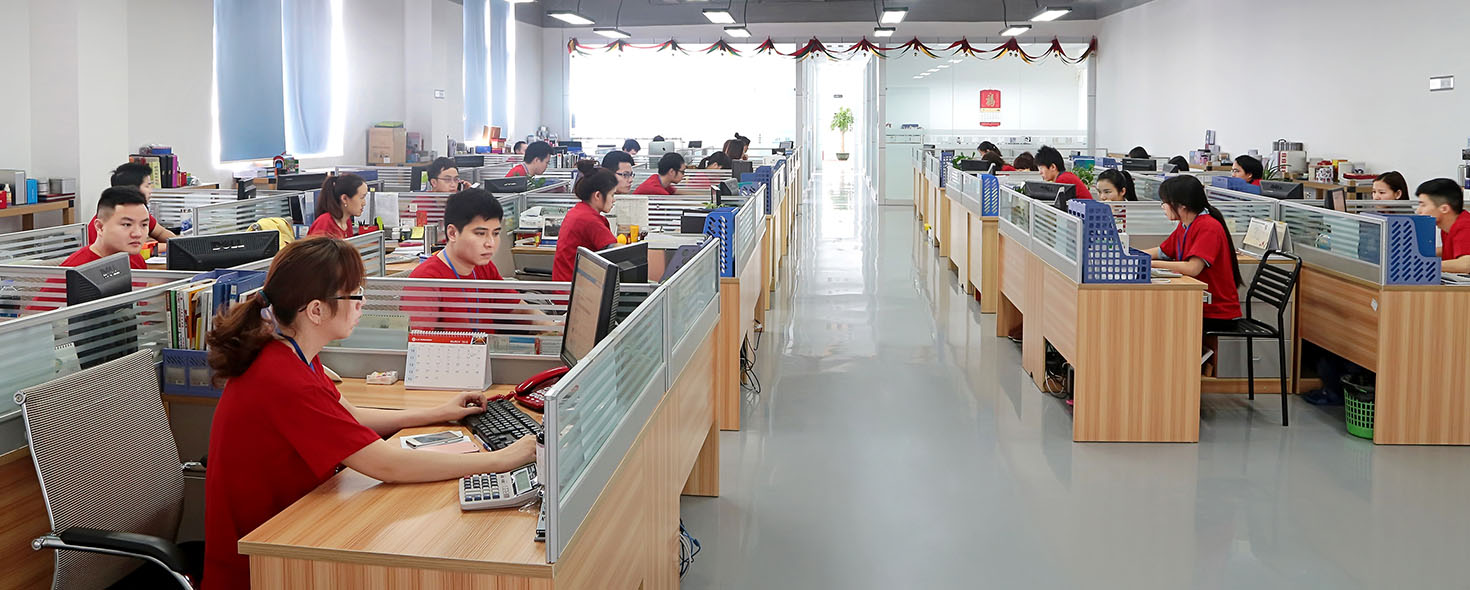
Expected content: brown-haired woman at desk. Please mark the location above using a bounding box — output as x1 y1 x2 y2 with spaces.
1372 171 1409 200
202 237 535 590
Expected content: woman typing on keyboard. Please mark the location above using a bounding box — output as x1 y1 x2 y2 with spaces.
201 237 536 590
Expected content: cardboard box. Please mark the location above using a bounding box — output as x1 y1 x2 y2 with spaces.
367 127 407 164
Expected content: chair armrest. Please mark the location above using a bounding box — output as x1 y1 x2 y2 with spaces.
56 528 190 576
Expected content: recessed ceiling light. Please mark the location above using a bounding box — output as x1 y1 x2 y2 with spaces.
724 25 751 38
593 27 630 39
874 26 896 38
547 10 594 25
1030 6 1072 21
880 7 907 24
949 59 963 63
937 65 949 68
912 75 922 79
703 8 735 24
1001 24 1032 36
503 0 534 4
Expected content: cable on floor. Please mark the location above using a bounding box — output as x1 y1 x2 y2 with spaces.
679 519 701 577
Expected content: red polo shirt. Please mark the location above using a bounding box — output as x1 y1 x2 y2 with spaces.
203 341 382 590
634 174 675 196
1442 212 1470 261
553 202 617 281
1056 171 1093 199
61 244 148 269
87 214 158 244
506 164 529 177
406 254 521 332
1161 214 1241 319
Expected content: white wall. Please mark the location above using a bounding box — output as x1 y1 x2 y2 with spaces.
1096 0 1470 186
885 49 1089 133
0 1 31 177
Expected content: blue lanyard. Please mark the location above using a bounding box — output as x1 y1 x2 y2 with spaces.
440 250 462 277
281 335 317 371
1176 221 1192 259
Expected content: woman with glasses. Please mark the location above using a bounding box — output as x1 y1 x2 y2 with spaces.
202 237 535 589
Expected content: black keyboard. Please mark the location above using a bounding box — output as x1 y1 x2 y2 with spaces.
463 399 543 451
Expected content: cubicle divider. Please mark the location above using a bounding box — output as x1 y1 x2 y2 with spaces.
150 189 306 232
0 223 89 265
544 239 720 562
998 186 1083 282
0 266 195 317
188 192 297 236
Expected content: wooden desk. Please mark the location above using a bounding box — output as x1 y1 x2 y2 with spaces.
241 329 721 589
996 234 1206 442
0 199 76 230
716 227 766 431
1295 265 1470 445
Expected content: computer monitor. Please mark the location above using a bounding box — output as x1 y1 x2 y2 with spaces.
779 140 794 151
731 159 754 179
454 155 485 168
1210 175 1263 195
688 140 703 149
484 176 530 194
660 243 702 282
65 252 137 369
1122 158 1158 172
1022 180 1076 211
648 141 675 156
716 178 740 197
598 241 648 284
561 141 583 153
681 210 710 234
560 247 621 367
1260 180 1304 200
167 231 280 271
409 164 430 191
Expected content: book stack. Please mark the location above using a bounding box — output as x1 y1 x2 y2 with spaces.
166 270 267 350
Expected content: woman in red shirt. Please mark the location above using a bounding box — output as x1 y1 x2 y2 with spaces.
552 161 620 281
203 237 535 589
1232 155 1264 187
1146 175 1244 334
307 173 369 239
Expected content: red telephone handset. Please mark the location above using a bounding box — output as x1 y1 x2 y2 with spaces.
514 366 569 411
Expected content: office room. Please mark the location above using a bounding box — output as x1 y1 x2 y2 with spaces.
0 0 1467 588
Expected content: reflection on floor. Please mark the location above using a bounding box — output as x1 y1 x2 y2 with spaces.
679 163 1470 590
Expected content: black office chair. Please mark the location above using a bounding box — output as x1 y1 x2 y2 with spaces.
1204 249 1302 426
18 350 204 589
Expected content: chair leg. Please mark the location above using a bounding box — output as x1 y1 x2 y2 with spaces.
1245 337 1256 401
1277 335 1290 427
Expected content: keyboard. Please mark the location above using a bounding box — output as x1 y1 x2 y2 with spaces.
463 398 543 451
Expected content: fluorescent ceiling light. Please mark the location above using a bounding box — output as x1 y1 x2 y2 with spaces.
1030 6 1072 21
937 64 949 68
949 58 962 63
703 8 735 23
880 7 907 24
503 0 535 4
724 25 751 38
593 27 631 38
912 75 921 79
926 68 939 72
548 11 594 25
1001 24 1032 36
874 26 896 38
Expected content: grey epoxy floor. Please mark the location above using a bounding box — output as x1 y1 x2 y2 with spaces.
679 165 1470 589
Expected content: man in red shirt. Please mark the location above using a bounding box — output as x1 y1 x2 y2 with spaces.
634 152 686 196
601 150 637 194
65 187 151 269
86 162 176 247
1233 155 1264 187
1416 178 1470 273
505 141 552 178
408 189 552 330
1035 145 1093 199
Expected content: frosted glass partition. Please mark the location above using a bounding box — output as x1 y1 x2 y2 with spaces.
1345 200 1418 215
999 185 1032 241
0 266 195 318
735 187 763 268
525 193 713 233
0 223 89 265
544 240 720 563
189 193 297 236
150 189 303 229
1278 201 1384 282
1135 174 1162 201
345 231 387 277
1028 194 1082 282
0 279 186 453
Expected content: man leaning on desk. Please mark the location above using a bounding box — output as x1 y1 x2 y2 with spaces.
1416 178 1470 273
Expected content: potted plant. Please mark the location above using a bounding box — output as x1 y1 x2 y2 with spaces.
830 107 854 161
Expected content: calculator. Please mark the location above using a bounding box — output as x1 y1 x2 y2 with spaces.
459 464 539 511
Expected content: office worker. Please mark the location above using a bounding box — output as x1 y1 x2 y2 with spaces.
552 161 619 281
1127 146 1150 159
1035 145 1093 199
978 141 1001 158
722 139 746 162
88 162 175 246
1416 178 1470 273
204 237 536 589
1012 152 1038 172
409 189 551 327
64 187 151 269
512 141 527 155
701 151 733 170
1232 155 1264 186
651 135 665 142
507 141 552 178
601 149 637 194
1146 175 1244 333
635 152 686 196
622 139 641 156
1168 155 1191 174
307 173 369 239
1096 169 1137 202
427 157 466 193
979 151 1015 173
1372 171 1409 200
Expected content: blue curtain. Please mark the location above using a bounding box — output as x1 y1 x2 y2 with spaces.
215 0 286 161
463 0 489 141
489 0 510 130
282 0 333 154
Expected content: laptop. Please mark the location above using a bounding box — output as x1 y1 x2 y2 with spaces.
484 176 531 194
688 140 702 149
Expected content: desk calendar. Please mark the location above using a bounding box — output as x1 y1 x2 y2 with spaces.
405 330 494 390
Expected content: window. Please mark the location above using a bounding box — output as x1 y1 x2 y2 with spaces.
464 0 513 142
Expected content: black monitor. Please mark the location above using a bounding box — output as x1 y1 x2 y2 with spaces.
1260 180 1304 200
167 231 280 271
660 244 701 282
1022 180 1077 211
598 241 648 284
560 247 621 367
409 164 430 191
65 252 137 369
1122 158 1158 172
276 173 328 223
688 140 703 149
681 210 710 234
454 155 485 168
716 177 740 197
779 140 794 150
562 141 583 152
731 159 754 179
485 176 530 194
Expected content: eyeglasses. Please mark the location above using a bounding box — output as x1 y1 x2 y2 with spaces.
616 171 636 178
327 288 366 302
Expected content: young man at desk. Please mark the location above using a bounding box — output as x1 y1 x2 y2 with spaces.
64 187 151 269
635 152 686 195
426 157 467 193
1416 178 1470 273
505 141 552 178
1035 145 1093 199
409 188 552 326
87 162 176 247
601 149 637 194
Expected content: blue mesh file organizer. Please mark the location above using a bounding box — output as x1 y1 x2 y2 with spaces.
1068 199 1150 284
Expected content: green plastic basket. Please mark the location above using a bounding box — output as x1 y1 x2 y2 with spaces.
1343 376 1375 440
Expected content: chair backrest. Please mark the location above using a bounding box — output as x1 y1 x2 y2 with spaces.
1245 249 1302 322
17 350 184 590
